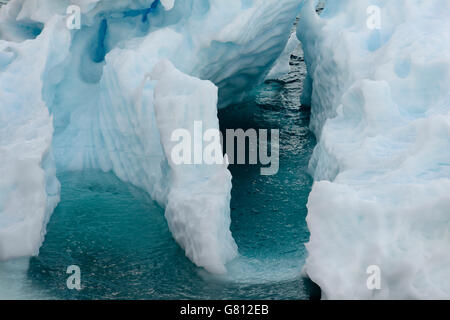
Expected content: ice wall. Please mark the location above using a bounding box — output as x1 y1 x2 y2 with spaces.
151 60 237 274
0 15 65 260
0 0 302 273
265 24 300 80
298 0 450 299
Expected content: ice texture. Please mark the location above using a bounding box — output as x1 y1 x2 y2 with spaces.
265 28 300 80
298 0 450 299
0 15 64 260
151 60 237 273
0 0 301 272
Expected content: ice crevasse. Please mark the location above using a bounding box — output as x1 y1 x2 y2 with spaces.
298 0 450 299
0 0 302 274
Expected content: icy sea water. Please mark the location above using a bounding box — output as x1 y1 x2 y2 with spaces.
24 49 319 299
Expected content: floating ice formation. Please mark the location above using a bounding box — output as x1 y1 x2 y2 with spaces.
298 0 450 299
150 59 237 274
0 15 64 260
265 28 300 80
0 0 301 273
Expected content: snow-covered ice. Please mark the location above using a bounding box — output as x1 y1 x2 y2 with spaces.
298 0 450 299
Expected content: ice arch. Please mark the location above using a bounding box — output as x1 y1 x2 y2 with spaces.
0 0 303 274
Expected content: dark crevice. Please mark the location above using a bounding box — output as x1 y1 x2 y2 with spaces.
218 31 320 299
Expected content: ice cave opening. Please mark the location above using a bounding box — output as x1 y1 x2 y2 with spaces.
1 0 322 300
14 22 320 300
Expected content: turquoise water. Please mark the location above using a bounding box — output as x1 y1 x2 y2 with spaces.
25 50 318 299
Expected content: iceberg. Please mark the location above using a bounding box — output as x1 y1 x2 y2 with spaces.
265 27 300 81
0 0 302 273
2 0 448 300
298 0 450 299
